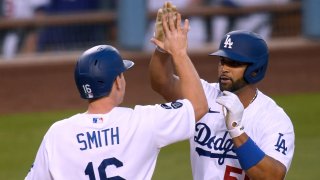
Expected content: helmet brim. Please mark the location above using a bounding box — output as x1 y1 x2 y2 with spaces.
123 60 134 70
209 50 254 63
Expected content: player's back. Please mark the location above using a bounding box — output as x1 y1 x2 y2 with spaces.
26 99 195 180
31 107 159 180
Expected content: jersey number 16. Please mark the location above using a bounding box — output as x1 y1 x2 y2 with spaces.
85 157 124 180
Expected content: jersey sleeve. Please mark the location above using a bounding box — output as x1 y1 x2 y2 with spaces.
134 99 195 148
200 79 212 93
258 113 295 172
25 133 52 180
200 79 219 100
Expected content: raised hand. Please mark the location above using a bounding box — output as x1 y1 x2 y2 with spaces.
154 2 178 42
152 12 189 56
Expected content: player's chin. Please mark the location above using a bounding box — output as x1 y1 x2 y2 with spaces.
219 81 232 92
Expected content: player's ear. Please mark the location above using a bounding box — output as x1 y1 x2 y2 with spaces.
114 73 124 90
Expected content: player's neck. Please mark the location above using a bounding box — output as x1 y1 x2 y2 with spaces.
87 96 118 114
235 85 257 108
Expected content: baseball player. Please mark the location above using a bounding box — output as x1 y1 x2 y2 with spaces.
150 20 295 179
25 13 208 179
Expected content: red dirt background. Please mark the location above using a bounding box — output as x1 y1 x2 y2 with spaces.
0 38 319 114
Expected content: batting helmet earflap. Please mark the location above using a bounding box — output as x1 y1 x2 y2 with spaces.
209 30 269 84
74 45 134 99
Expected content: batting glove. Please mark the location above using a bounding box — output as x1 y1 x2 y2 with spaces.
154 2 178 42
216 91 244 138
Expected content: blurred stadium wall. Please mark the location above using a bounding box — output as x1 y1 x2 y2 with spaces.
0 0 319 114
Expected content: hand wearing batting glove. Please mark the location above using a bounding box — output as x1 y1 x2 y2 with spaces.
216 91 245 138
154 2 178 53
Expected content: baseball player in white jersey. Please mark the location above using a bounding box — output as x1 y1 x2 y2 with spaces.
190 81 294 179
25 12 208 180
150 21 295 179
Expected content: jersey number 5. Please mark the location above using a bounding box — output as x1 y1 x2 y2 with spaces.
224 165 249 180
85 157 125 180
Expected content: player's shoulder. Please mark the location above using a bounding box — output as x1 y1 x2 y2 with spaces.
111 106 133 113
200 79 220 91
200 79 219 88
132 99 193 115
254 91 292 125
109 107 134 119
48 113 81 130
200 79 220 97
257 91 286 113
48 108 135 130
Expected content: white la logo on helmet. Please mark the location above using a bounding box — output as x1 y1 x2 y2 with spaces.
223 35 233 49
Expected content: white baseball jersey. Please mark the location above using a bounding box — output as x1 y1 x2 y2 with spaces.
190 80 295 180
25 99 195 180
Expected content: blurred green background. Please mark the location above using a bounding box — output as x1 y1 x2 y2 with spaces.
1 93 319 180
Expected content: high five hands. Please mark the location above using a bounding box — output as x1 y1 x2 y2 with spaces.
151 3 189 56
154 2 178 42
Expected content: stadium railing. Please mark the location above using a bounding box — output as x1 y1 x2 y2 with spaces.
0 1 302 59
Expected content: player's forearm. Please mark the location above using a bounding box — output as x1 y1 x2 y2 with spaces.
149 50 181 101
171 52 208 121
233 134 286 180
246 156 286 180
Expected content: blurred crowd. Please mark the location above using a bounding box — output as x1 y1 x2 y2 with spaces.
0 0 294 60
0 0 116 60
144 0 292 51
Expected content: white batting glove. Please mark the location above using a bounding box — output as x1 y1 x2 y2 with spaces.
216 91 244 138
154 2 178 42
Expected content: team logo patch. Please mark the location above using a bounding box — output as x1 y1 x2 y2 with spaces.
93 117 104 123
275 133 288 155
161 103 172 109
224 34 233 49
171 102 183 109
160 101 183 109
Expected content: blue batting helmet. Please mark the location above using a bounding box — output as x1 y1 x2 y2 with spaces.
74 45 134 99
210 30 269 84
